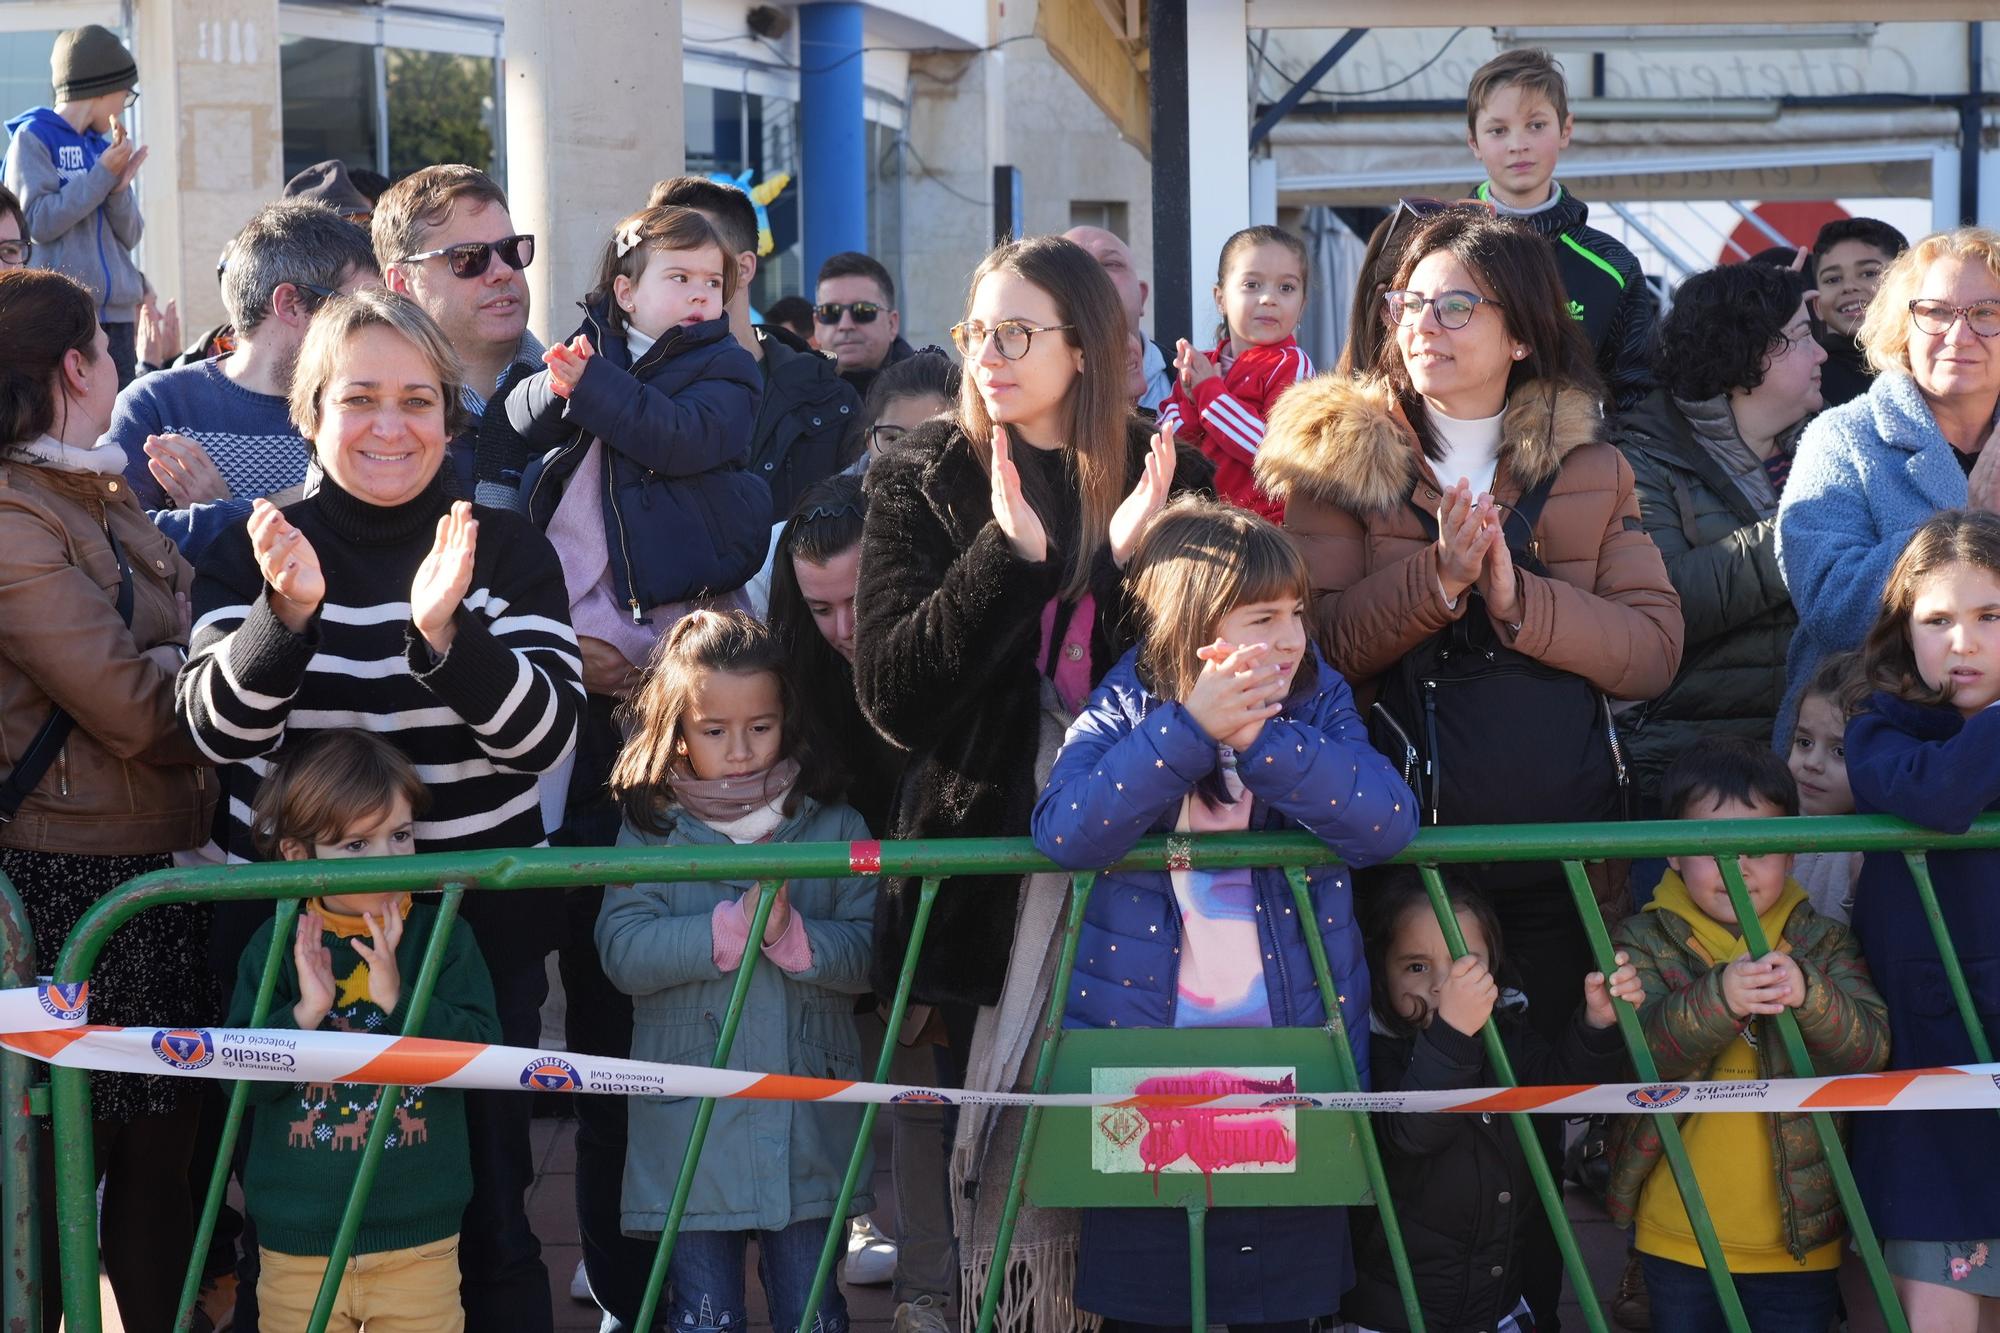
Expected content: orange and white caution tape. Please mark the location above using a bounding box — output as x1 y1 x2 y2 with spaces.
0 985 1993 1114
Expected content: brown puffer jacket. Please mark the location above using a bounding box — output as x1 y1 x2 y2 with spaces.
0 460 214 856
1254 374 1683 701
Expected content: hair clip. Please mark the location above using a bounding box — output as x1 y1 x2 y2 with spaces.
615 224 647 259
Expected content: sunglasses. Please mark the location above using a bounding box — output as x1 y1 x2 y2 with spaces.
400 233 535 279
814 301 884 325
292 281 338 311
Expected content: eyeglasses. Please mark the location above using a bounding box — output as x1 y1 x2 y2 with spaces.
815 301 884 325
1909 299 2000 339
291 281 338 312
1383 289 1503 330
400 234 535 279
865 423 910 451
950 319 1076 361
0 240 26 267
121 90 139 110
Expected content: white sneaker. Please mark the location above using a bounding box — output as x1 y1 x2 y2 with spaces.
843 1214 898 1286
569 1258 595 1304
893 1296 952 1333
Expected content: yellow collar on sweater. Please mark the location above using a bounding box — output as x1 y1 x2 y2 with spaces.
1645 869 1804 965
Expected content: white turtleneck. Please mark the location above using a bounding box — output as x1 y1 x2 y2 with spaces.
626 325 659 359
1428 405 1506 498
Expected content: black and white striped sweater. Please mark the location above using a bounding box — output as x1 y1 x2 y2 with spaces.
179 471 583 966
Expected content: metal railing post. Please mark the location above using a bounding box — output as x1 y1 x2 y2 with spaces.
0 868 40 1332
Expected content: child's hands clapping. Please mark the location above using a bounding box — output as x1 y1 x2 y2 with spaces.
1437 953 1499 1037
350 907 405 1014
741 881 795 945
291 910 336 1030
1722 952 1804 1019
1185 639 1287 748
1583 951 1643 1029
1174 339 1220 394
543 334 596 398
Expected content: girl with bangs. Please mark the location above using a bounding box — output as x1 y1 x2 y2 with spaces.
1032 496 1416 1331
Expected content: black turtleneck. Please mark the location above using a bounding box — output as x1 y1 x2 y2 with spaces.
1817 331 1875 410
179 470 583 970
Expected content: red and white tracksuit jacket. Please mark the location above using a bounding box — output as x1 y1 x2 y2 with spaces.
1158 335 1313 522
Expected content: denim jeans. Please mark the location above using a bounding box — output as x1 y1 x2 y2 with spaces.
1639 1254 1840 1333
666 1219 851 1333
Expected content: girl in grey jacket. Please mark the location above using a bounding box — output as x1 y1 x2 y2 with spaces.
597 609 875 1333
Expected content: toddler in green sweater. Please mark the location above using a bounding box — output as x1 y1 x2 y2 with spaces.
227 729 499 1333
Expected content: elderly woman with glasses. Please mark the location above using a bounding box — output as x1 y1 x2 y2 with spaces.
1609 261 1826 810
1777 226 2000 734
1253 207 1680 1333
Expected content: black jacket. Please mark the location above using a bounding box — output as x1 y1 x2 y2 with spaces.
1611 389 1797 806
852 417 1212 1005
749 324 860 522
1347 1005 1628 1333
840 334 915 402
509 304 768 606
1478 183 1657 411
1817 331 1875 409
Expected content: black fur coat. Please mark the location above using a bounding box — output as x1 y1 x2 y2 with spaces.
854 416 1212 1006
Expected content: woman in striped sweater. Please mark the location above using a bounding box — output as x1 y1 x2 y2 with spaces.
176 288 582 1325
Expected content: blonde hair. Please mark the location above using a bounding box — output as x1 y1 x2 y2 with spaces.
289 289 468 444
1857 226 2000 376
251 729 429 859
956 235 1135 601
1126 496 1312 701
589 205 735 337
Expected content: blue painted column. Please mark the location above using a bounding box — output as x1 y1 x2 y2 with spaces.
799 1 867 286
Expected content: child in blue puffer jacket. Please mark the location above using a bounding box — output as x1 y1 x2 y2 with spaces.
1032 495 1418 1332
505 203 766 683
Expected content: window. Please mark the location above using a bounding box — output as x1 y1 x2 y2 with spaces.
0 30 57 117
385 48 496 180
281 37 378 179
279 4 501 183
1070 201 1130 236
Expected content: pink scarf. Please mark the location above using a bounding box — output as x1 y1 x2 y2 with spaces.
671 757 801 829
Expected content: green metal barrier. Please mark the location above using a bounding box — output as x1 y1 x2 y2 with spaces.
34 813 2000 1333
0 868 40 1332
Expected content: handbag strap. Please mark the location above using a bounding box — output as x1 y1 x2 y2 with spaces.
0 523 136 823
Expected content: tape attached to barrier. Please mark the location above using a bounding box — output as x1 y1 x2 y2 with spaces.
0 984 1994 1115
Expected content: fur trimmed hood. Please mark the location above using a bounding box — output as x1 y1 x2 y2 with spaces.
1254 374 1605 515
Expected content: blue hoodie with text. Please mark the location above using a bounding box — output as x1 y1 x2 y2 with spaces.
3 107 145 320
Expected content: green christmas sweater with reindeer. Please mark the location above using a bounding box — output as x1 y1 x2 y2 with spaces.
228 896 500 1256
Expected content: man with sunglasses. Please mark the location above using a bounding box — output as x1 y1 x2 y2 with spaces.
3 24 149 386
106 201 379 556
816 250 914 398
374 164 544 504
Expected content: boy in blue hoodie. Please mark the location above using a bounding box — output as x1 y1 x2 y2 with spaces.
3 24 147 383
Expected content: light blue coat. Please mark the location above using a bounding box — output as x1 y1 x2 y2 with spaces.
597 795 876 1235
1774 371 1971 738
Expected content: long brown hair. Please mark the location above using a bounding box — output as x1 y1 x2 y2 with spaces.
0 269 99 448
1374 209 1602 450
956 235 1133 601
1127 496 1313 701
611 610 838 835
1860 509 2000 708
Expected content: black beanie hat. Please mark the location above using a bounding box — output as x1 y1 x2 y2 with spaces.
284 160 372 219
51 25 137 103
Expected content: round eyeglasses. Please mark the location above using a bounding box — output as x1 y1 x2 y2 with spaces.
1382 289 1503 330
